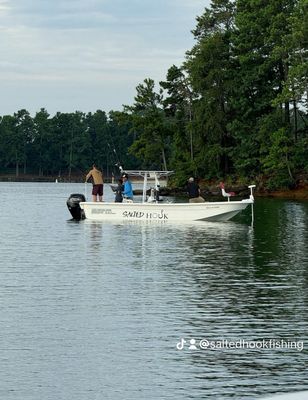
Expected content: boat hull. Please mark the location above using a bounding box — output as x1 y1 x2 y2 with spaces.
79 200 252 222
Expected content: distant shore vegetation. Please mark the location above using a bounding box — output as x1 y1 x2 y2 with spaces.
0 0 307 192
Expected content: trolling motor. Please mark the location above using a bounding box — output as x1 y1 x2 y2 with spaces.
66 193 86 220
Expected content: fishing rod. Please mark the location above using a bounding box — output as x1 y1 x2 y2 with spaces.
107 142 124 175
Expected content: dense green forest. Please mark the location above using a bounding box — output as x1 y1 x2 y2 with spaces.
0 0 307 189
0 109 137 180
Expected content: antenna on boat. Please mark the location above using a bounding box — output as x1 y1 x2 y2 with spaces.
248 185 256 226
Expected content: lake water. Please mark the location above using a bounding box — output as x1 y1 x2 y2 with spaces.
0 182 307 400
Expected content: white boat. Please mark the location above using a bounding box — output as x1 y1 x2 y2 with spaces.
80 198 253 222
67 169 256 223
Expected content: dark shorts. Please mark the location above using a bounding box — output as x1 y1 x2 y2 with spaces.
92 184 103 196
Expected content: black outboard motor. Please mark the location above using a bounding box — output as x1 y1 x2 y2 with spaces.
67 193 86 220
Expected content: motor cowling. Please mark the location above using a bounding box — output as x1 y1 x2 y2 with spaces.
67 193 86 220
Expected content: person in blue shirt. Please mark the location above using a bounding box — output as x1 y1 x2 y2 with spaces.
122 173 133 200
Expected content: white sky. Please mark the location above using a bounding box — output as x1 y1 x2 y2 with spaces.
0 0 210 116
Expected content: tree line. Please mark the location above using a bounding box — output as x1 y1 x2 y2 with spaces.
1 0 307 189
0 109 136 180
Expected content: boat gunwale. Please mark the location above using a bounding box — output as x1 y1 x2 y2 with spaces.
80 199 253 207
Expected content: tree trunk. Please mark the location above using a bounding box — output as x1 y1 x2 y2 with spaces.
286 154 293 181
161 147 167 171
293 100 298 141
283 61 290 124
69 135 73 182
285 100 290 124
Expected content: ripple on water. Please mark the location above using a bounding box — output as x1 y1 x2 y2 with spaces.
0 184 307 399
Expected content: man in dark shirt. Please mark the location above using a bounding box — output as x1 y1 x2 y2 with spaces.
187 177 205 203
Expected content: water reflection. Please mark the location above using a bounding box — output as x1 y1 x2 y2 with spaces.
87 221 103 252
1 183 308 400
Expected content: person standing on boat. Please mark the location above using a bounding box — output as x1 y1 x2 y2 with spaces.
115 178 123 203
187 177 205 203
85 164 104 202
122 173 133 201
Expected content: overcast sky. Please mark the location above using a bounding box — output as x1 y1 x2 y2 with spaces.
0 0 210 116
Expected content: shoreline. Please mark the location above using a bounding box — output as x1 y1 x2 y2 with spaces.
0 175 82 183
254 188 308 200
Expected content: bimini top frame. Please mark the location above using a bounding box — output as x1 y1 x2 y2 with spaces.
118 165 174 203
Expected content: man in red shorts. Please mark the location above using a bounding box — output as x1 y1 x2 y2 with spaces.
85 164 104 202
